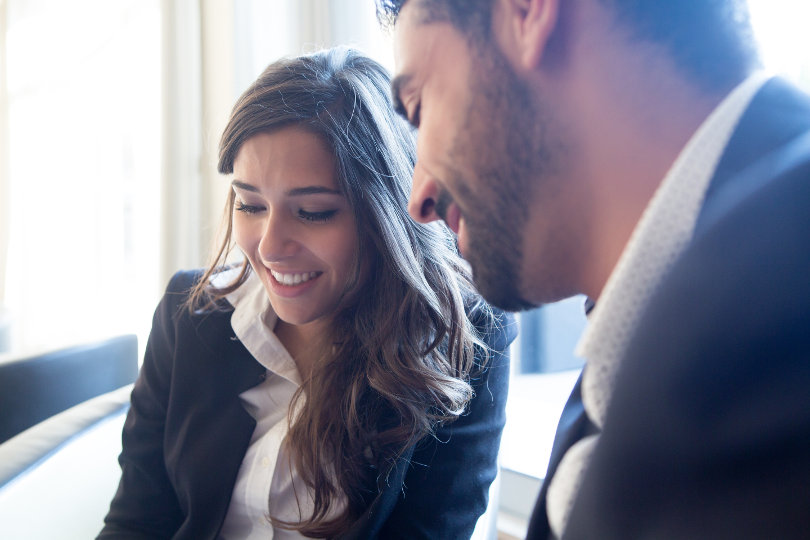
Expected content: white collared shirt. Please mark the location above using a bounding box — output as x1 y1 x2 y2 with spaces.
217 269 343 539
546 72 771 537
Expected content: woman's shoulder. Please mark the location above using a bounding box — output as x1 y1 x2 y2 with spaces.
165 268 206 296
154 269 234 329
158 269 207 313
465 299 518 352
163 267 242 313
153 269 240 353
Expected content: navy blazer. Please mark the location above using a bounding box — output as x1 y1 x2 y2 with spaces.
528 77 810 539
98 270 516 539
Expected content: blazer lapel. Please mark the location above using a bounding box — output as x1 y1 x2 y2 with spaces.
171 307 266 539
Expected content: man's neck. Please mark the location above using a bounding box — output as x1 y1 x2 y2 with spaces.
567 62 736 301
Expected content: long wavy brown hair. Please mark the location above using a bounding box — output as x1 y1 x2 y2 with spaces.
188 47 491 537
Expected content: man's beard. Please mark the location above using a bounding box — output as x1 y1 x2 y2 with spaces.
435 186 529 311
451 178 537 312
448 41 556 312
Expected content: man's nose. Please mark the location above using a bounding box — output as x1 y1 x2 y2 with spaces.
408 164 441 224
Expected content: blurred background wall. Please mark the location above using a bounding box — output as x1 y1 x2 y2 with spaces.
0 0 392 356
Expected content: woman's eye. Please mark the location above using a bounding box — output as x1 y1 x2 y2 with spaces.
298 209 338 222
235 201 264 214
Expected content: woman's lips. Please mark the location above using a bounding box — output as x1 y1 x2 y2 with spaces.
265 268 322 297
269 269 320 286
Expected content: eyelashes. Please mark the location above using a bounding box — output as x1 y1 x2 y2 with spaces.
298 209 338 223
234 201 338 223
234 201 263 214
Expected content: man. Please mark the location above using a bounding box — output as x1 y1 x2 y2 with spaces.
379 0 810 538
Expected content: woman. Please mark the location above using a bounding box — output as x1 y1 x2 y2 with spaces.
99 47 515 539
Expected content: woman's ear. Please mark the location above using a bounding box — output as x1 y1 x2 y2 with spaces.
494 0 560 71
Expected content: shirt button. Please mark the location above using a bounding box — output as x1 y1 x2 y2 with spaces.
261 457 270 468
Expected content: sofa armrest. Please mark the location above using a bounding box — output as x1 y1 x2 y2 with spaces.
0 384 132 488
0 334 138 443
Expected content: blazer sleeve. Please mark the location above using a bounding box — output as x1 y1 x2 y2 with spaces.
378 308 517 539
98 272 197 539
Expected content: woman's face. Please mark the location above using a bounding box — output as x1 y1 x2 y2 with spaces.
231 126 360 333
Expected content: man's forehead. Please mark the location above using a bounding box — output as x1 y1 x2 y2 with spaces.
392 1 424 69
394 0 452 56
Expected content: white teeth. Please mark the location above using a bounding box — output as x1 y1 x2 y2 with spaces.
270 269 319 286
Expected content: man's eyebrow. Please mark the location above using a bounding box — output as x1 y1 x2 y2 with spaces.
390 74 412 119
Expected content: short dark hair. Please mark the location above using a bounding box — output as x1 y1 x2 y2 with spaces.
601 0 760 92
376 0 493 35
376 0 759 92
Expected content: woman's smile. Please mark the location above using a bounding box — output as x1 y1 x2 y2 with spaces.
264 267 324 298
269 268 321 286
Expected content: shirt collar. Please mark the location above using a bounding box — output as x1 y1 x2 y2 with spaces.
212 267 302 386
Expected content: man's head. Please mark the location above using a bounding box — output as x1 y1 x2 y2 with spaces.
384 0 759 310
381 1 758 91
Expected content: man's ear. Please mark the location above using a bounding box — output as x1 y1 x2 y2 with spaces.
494 0 560 71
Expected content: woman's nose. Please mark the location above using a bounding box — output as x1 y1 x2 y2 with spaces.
258 215 298 261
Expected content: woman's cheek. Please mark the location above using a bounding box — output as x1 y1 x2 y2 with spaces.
231 215 257 257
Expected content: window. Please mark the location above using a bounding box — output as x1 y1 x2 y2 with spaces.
749 0 810 88
231 0 393 92
1 0 161 353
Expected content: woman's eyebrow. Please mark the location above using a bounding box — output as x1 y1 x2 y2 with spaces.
286 186 342 197
231 180 259 192
231 181 341 197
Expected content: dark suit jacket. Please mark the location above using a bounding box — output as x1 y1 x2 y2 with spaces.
98 270 516 539
529 77 810 539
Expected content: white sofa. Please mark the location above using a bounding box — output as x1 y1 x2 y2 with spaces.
0 387 131 539
0 335 138 539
